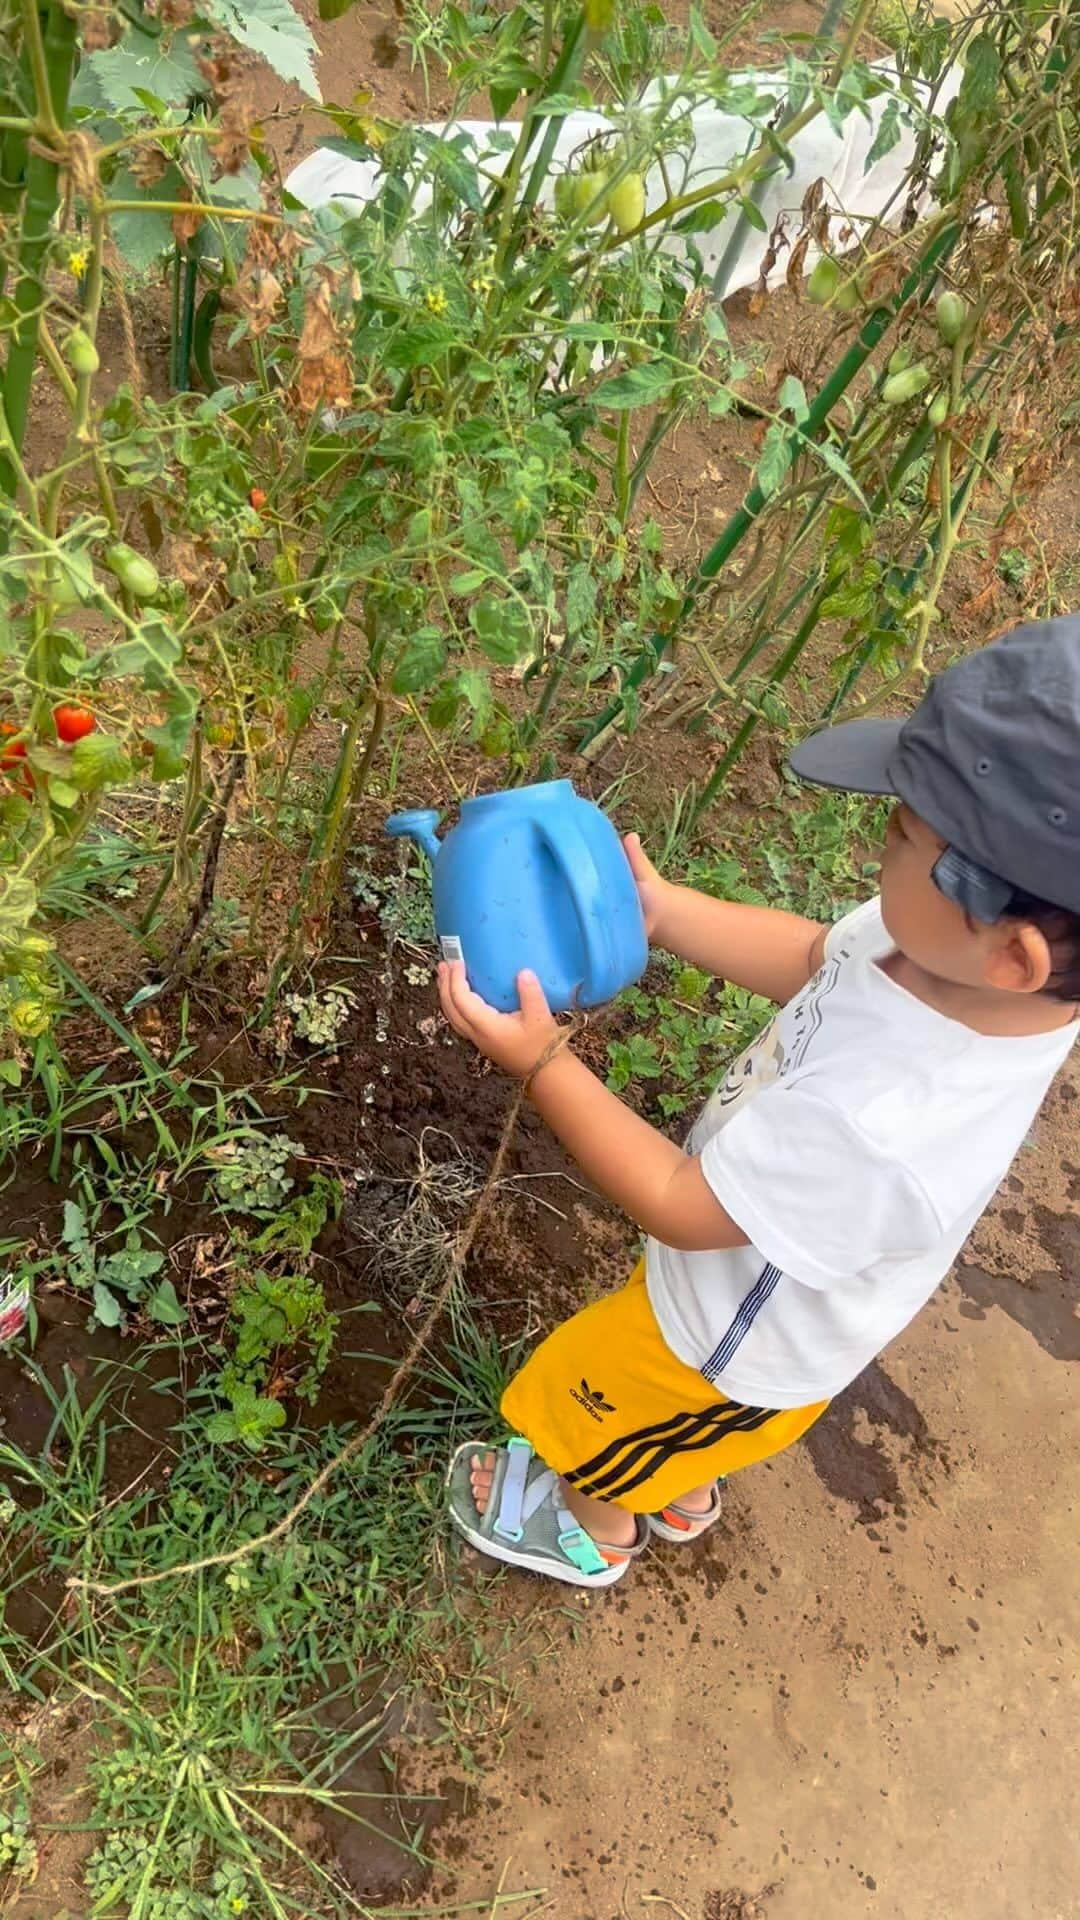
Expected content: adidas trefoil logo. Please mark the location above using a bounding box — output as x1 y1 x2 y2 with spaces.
570 1377 616 1422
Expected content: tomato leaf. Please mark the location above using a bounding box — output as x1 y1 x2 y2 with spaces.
756 423 793 499
595 361 675 411
470 594 532 665
391 627 448 695
736 194 768 234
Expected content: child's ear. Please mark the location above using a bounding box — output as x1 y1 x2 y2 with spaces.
984 920 1053 996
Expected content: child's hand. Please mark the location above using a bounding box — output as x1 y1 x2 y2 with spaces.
623 833 674 942
438 961 560 1080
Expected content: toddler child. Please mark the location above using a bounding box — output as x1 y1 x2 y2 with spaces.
438 618 1079 1585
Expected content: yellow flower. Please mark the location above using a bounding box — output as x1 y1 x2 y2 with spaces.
423 286 448 315
67 247 90 279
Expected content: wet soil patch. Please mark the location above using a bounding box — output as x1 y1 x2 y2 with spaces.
802 1359 949 1524
955 1235 1080 1366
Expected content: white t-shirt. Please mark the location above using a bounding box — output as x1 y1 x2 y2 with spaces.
646 897 1077 1408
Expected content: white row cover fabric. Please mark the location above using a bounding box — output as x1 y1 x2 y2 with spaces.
285 63 961 292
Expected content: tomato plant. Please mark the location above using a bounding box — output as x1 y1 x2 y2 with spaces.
0 0 1076 1062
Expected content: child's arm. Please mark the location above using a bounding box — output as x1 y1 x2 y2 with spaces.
626 835 826 1004
438 963 749 1253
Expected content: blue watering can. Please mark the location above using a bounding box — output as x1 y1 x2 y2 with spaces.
385 779 648 1013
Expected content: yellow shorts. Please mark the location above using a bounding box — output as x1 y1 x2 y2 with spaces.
501 1261 828 1514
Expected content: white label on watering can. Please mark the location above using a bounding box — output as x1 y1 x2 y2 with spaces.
440 935 465 963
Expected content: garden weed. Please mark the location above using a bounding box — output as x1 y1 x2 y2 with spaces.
0 1791 36 1885
286 985 356 1050
209 1132 300 1214
607 960 773 1120
1 1349 525 1916
350 856 435 953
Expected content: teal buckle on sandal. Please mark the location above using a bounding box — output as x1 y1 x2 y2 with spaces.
557 1526 608 1577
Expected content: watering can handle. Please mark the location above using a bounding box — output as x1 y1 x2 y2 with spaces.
535 816 615 1006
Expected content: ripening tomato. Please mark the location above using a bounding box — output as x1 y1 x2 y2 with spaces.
0 720 28 767
53 704 96 744
248 487 268 510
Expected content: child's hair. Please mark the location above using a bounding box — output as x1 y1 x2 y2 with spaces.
1005 889 1080 1002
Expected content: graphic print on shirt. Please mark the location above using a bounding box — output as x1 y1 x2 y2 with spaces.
711 1019 785 1116
699 939 851 1137
786 954 846 1073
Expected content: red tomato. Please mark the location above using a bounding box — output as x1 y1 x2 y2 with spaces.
248 487 268 510
0 720 27 767
53 704 96 744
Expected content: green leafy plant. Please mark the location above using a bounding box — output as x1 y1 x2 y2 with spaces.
351 857 436 951
0 1795 36 1883
607 961 773 1119
224 1267 338 1403
52 1196 184 1331
7 0 1015 1051
205 1381 288 1452
285 982 355 1048
245 1170 342 1260
209 1133 299 1214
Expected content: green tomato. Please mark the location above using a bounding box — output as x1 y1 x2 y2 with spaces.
573 168 610 225
833 274 864 311
928 390 949 429
935 291 968 345
64 326 100 376
105 542 161 603
882 364 932 406
554 173 578 221
607 172 646 235
806 256 841 305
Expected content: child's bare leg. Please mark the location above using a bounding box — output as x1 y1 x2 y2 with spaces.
666 1482 716 1513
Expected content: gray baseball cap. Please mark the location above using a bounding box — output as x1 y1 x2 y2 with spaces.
788 617 1080 920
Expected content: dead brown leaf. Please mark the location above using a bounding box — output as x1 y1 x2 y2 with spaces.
786 229 809 291
172 188 202 248
228 263 284 336
199 44 260 176
130 144 170 190
289 270 354 412
297 273 341 362
293 348 354 414
79 5 117 52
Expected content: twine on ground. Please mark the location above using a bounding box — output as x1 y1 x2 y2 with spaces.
67 1019 582 1599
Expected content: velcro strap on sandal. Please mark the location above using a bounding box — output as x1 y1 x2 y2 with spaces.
494 1436 533 1541
555 1522 610 1577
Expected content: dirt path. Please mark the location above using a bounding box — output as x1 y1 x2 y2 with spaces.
414 1058 1079 1920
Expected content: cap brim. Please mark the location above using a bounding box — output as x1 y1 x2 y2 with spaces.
787 717 903 796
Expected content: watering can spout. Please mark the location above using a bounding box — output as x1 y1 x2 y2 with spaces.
385 808 443 863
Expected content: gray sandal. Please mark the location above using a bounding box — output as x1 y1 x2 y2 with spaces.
447 1437 648 1588
648 1480 724 1543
